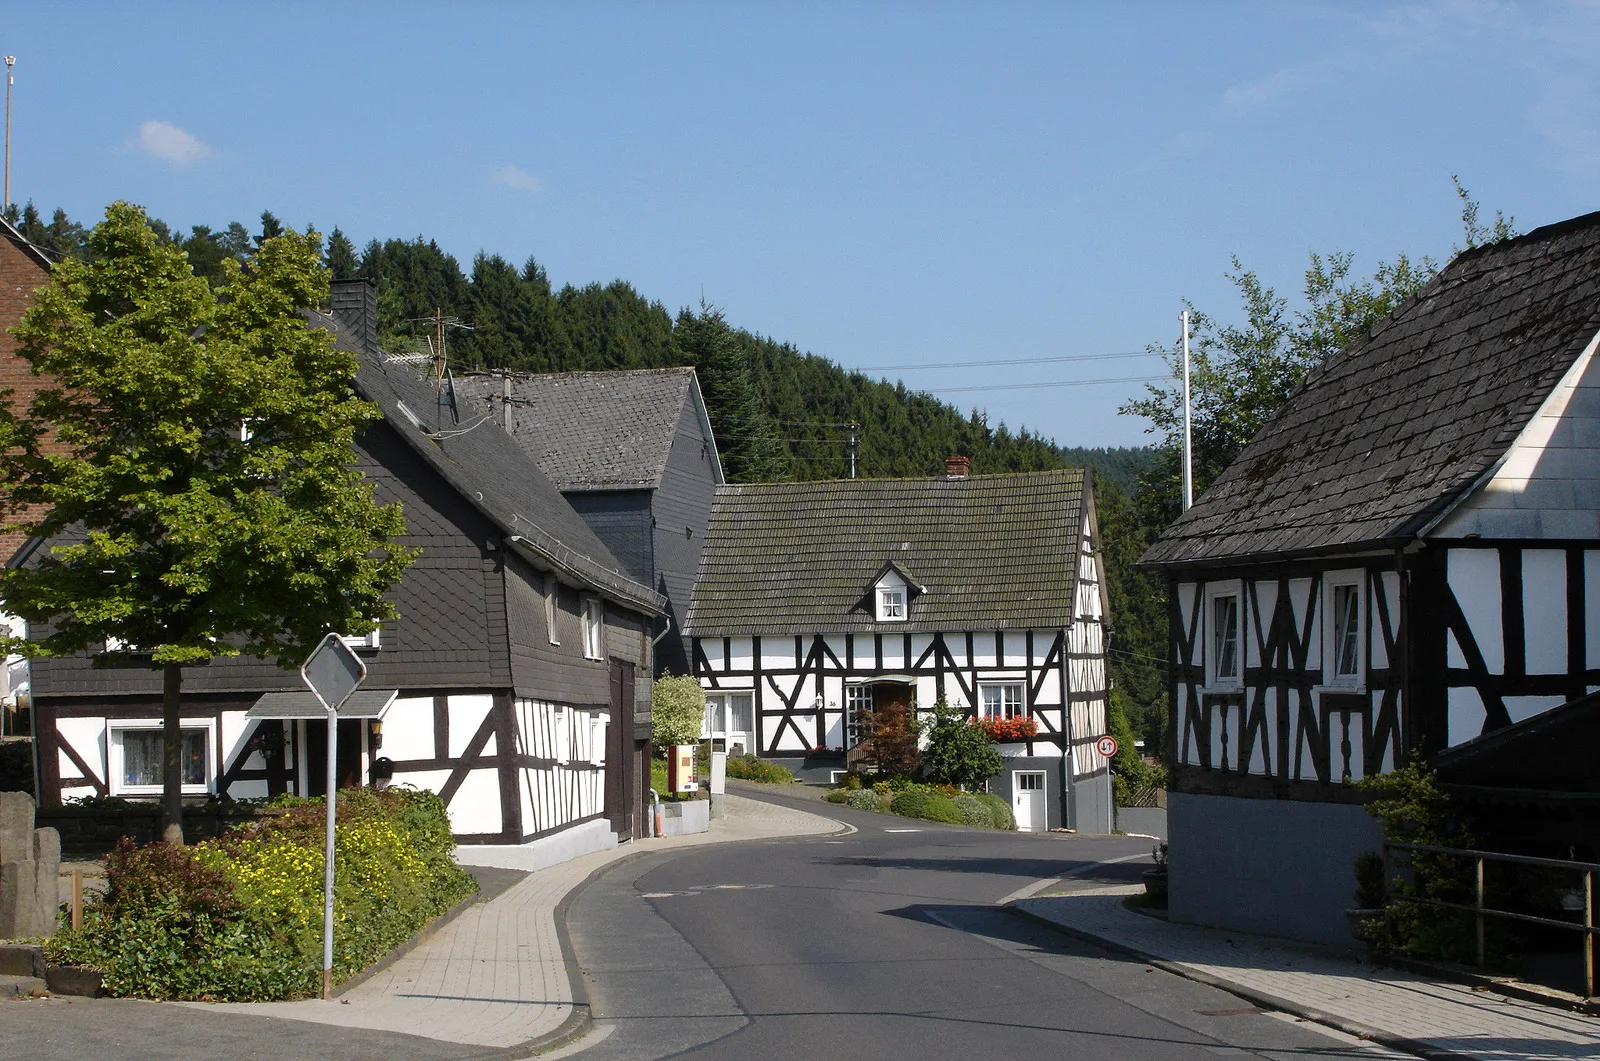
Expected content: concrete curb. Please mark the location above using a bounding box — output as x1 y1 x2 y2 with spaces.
1004 902 1479 1061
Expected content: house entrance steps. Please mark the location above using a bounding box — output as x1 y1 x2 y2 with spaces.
1011 883 1600 1061
185 793 841 1053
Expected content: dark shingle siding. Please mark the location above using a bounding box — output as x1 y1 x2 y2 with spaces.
1141 211 1600 567
453 368 696 490
685 470 1086 636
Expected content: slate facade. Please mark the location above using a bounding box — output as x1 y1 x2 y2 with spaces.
1139 211 1600 945
454 368 723 677
25 280 664 848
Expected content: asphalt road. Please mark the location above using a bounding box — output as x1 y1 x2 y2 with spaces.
567 789 1406 1061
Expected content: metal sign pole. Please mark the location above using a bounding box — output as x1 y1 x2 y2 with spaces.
321 698 337 1000
298 633 367 1003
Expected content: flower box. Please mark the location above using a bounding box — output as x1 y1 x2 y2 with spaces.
977 716 1038 743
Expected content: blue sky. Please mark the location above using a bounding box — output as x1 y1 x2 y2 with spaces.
6 2 1597 448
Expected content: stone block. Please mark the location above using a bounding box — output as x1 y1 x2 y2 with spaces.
0 942 46 977
45 964 103 997
0 859 32 938
32 828 58 938
0 791 34 863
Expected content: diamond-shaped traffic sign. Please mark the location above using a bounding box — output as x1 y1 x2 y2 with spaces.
300 633 367 712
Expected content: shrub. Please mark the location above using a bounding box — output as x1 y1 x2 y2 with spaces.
845 789 884 812
1353 852 1386 909
889 786 963 825
44 787 476 1001
977 792 1016 831
824 788 850 804
860 698 921 780
951 793 994 829
842 773 862 791
724 755 794 784
651 674 706 749
920 698 1003 789
872 781 892 798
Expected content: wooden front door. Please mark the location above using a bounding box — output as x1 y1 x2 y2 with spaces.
606 659 636 838
305 718 364 796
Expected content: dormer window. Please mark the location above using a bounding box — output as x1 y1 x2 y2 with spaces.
869 562 922 624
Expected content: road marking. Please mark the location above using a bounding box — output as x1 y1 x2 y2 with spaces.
995 877 1062 905
884 828 921 833
1062 852 1151 877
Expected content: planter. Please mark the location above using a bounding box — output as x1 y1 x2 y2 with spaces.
1142 869 1168 904
1345 907 1383 943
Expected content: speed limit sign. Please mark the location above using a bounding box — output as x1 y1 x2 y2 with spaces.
1095 735 1119 758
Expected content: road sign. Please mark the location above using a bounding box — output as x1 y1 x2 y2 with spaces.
301 633 367 712
1095 735 1119 758
299 632 369 1001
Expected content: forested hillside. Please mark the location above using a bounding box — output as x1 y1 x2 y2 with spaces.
4 201 1170 752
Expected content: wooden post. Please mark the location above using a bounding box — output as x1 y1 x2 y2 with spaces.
1475 856 1486 969
1585 869 1593 1000
70 869 82 931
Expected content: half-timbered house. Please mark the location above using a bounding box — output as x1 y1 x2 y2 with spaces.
685 461 1112 831
452 367 724 676
25 280 665 853
1139 211 1600 945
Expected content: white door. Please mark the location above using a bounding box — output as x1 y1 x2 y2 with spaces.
1014 771 1047 832
704 693 754 758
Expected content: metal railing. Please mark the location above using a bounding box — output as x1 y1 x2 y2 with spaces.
1383 841 1599 997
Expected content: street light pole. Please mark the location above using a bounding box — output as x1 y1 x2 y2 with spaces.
4 56 15 211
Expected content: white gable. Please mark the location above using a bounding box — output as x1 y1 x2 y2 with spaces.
1431 325 1600 540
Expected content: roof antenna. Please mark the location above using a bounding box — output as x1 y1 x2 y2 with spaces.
4 55 15 210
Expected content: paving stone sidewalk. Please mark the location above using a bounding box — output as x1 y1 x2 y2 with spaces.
1013 884 1600 1061
192 794 841 1053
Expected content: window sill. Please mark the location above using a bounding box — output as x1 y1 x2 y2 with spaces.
1314 683 1368 697
111 785 213 798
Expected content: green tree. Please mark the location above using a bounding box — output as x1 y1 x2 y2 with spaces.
651 674 706 749
1 202 416 842
325 227 359 281
919 698 1002 789
675 301 791 482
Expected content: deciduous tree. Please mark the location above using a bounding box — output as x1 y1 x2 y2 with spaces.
1 201 415 842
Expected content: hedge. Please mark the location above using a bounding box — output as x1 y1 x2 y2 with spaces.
724 755 794 784
889 786 963 825
45 787 477 1001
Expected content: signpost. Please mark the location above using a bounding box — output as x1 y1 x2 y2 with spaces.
1095 734 1119 759
299 633 367 1001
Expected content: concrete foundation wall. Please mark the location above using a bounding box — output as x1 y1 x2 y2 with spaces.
1168 791 1383 947
454 816 617 873
1116 806 1168 839
1073 767 1114 834
660 799 710 836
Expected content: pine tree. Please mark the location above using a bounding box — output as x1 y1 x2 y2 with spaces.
675 302 790 482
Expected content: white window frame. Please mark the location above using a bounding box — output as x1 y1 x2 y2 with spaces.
978 682 1026 719
108 719 216 797
844 684 874 747
1204 580 1245 690
544 573 561 646
1322 570 1366 690
702 692 754 754
581 595 604 660
873 570 909 623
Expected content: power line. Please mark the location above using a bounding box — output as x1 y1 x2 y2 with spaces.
856 350 1155 371
927 375 1166 394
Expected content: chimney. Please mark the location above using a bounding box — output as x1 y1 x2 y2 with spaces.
944 455 970 479
330 278 379 355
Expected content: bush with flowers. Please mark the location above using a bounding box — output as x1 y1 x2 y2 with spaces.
44 786 476 1001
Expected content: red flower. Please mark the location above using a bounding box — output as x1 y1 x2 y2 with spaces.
977 716 1038 742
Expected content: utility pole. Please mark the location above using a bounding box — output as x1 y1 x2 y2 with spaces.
4 56 14 211
1181 309 1194 511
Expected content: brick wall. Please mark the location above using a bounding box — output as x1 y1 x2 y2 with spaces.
0 231 54 562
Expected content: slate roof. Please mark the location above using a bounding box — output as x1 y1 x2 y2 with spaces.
684 469 1088 636
1141 210 1600 567
451 368 721 491
315 313 664 614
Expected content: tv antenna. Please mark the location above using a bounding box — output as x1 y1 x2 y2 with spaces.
404 308 473 381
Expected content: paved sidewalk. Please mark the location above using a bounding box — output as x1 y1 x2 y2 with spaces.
1013 883 1600 1061
193 794 840 1053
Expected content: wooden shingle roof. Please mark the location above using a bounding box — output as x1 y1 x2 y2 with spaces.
1141 210 1600 568
684 469 1087 636
452 368 719 491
